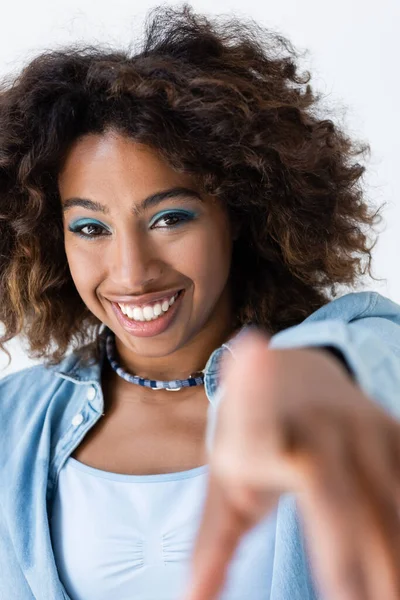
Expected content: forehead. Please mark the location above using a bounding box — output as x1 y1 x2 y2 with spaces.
58 130 196 196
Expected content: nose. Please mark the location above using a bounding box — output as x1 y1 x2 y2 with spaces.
107 227 162 290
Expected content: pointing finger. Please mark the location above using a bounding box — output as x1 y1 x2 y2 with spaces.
182 471 252 600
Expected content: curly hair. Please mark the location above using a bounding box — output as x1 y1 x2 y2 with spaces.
0 3 381 368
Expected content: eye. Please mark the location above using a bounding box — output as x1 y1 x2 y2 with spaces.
151 211 194 228
69 223 108 239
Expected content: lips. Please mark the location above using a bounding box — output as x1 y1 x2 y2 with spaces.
110 289 185 338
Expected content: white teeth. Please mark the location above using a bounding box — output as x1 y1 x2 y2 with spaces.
143 305 154 321
117 291 180 322
133 307 144 321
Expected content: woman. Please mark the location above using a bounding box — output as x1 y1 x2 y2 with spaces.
1 4 399 600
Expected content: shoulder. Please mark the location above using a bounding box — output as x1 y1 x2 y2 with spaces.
0 339 103 426
0 362 54 394
304 290 399 324
305 291 400 354
0 337 100 401
0 360 63 389
0 342 91 425
302 291 400 347
0 363 63 422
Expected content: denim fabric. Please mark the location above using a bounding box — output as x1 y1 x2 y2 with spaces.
1 290 400 600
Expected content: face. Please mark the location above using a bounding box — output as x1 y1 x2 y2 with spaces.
59 129 238 377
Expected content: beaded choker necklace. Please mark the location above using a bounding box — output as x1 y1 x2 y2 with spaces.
105 329 205 391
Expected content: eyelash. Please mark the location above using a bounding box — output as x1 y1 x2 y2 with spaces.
69 212 194 240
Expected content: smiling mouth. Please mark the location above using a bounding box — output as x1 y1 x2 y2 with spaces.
110 289 185 338
115 289 183 322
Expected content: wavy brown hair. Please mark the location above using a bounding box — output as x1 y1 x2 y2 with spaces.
0 4 382 368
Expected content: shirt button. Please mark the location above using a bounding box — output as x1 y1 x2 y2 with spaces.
86 386 97 401
71 413 84 427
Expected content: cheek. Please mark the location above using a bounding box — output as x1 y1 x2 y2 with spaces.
179 222 233 290
64 241 101 294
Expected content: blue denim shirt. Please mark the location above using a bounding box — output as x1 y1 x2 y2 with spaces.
1 291 400 600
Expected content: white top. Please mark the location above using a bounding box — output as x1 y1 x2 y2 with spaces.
50 457 277 600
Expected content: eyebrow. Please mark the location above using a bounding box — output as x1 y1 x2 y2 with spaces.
61 187 203 216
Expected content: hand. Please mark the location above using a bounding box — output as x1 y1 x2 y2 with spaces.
182 329 400 600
